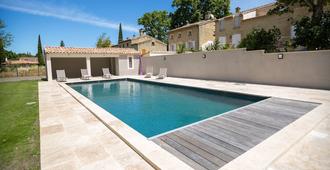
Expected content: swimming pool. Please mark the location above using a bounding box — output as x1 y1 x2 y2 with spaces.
69 79 266 138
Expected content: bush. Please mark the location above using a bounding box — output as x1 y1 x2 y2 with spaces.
238 27 281 52
293 12 330 50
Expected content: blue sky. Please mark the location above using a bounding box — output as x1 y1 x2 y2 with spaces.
0 0 275 54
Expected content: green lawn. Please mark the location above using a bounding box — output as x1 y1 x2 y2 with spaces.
0 81 40 170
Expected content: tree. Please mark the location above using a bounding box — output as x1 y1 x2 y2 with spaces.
118 23 123 44
293 12 330 50
0 20 13 63
96 33 111 48
238 27 281 52
268 0 330 24
199 0 230 19
36 35 45 65
138 10 171 42
60 40 65 47
170 0 201 29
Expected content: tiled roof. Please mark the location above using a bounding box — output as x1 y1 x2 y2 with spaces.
169 19 216 32
44 47 140 55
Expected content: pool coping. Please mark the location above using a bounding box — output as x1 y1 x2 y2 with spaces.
59 76 330 170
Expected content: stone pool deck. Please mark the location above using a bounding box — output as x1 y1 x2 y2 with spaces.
39 76 330 170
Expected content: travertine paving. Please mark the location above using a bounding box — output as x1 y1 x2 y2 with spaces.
39 81 153 170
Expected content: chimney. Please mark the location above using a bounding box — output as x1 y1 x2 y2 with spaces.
235 7 241 13
139 29 144 36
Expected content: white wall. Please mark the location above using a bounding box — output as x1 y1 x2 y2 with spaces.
141 49 330 90
116 56 140 75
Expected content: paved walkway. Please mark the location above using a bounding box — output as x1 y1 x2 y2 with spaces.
39 81 153 169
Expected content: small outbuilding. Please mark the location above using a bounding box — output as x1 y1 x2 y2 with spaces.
44 47 141 81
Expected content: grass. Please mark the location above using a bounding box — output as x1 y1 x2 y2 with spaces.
0 81 40 170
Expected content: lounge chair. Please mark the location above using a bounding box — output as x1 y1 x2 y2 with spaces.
81 69 91 80
157 68 167 79
102 68 112 79
144 66 153 78
56 70 67 82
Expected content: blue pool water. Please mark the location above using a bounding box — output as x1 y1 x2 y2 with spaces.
70 79 265 138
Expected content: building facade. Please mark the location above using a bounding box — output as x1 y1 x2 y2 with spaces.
215 3 313 48
117 31 167 55
168 20 216 52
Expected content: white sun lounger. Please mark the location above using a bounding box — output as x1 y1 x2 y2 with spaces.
144 66 153 78
81 69 91 80
157 68 167 79
56 70 67 82
102 68 112 79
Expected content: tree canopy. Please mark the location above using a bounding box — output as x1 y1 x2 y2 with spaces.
0 20 12 49
293 12 330 50
200 0 230 19
170 0 201 29
268 0 330 23
170 0 231 29
138 10 171 42
269 0 330 50
118 23 123 44
96 33 111 48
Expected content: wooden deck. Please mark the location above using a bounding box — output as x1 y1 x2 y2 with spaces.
151 97 319 170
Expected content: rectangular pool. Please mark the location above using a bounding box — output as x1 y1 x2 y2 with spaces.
69 79 266 138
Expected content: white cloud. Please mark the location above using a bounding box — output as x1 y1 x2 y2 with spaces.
0 0 139 33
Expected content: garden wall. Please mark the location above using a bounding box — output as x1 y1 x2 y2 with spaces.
141 49 330 89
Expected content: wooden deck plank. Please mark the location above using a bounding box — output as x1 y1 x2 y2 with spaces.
151 97 319 169
184 128 245 155
160 136 219 170
165 134 227 168
174 131 235 162
152 138 207 170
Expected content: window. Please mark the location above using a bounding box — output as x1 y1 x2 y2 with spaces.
178 33 181 38
290 25 296 39
188 31 192 36
170 34 174 40
219 36 226 45
234 15 241 28
170 44 176 51
128 57 134 69
126 43 129 47
219 19 224 31
232 34 241 47
188 41 195 49
151 42 155 46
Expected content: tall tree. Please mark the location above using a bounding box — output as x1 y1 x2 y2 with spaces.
118 23 123 44
36 35 44 65
268 0 330 24
269 0 330 50
96 33 111 48
0 20 13 63
170 0 201 29
60 40 65 47
138 10 171 42
199 0 230 19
